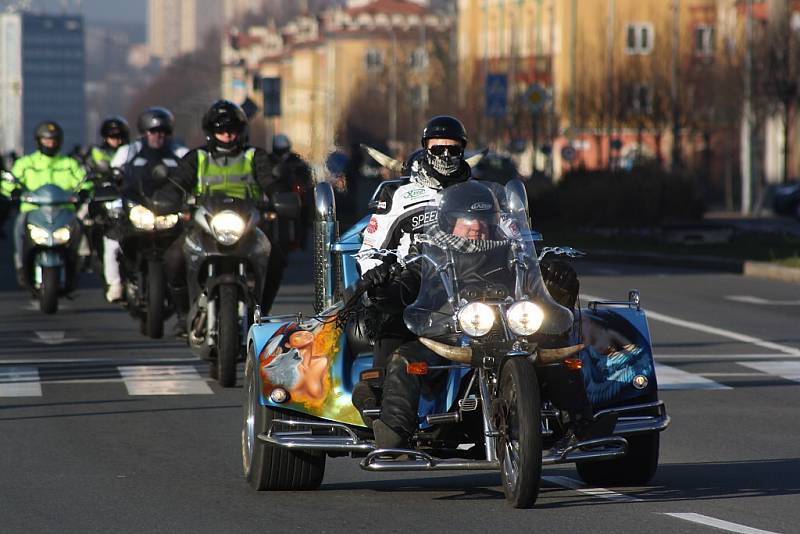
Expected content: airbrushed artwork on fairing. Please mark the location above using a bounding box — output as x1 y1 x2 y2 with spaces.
258 314 364 426
576 309 656 407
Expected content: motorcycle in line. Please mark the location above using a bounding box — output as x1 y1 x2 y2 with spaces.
108 165 182 338
184 191 300 387
1 170 87 314
241 179 670 508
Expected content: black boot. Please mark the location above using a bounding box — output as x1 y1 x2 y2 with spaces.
170 285 189 339
372 420 409 450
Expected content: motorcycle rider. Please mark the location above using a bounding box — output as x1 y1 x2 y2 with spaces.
103 107 188 302
85 116 130 176
0 121 89 286
354 116 471 383
158 100 276 337
363 182 613 450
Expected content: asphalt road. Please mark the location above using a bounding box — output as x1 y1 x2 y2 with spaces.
1 235 799 534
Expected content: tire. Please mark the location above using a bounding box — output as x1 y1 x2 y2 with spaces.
217 284 239 388
498 357 543 508
145 260 165 339
576 433 660 486
242 344 326 490
39 266 59 315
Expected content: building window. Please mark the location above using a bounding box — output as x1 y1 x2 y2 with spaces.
627 83 653 115
365 49 383 71
625 23 654 55
694 25 715 56
409 47 427 70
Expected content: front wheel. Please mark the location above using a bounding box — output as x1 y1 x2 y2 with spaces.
217 284 239 387
145 260 165 339
497 357 543 508
576 433 660 486
242 344 325 490
39 266 60 314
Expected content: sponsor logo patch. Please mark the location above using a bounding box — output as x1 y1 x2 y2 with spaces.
366 216 379 233
402 188 427 200
470 202 492 211
410 211 437 229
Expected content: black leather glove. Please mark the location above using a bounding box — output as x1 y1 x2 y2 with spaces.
540 260 579 309
362 260 399 288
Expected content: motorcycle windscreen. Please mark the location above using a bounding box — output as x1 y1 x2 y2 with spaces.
403 181 573 340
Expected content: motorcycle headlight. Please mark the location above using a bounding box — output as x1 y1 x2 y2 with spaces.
52 226 71 245
210 210 245 245
506 300 544 336
129 204 155 230
457 302 495 337
27 224 50 245
154 213 179 230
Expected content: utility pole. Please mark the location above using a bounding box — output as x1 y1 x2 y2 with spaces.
605 0 615 169
742 0 754 215
670 0 681 170
569 0 577 136
389 27 398 150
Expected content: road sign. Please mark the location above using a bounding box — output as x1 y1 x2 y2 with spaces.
261 77 281 117
485 74 508 118
525 83 549 114
560 144 576 162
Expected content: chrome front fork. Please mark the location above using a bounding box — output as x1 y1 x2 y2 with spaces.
478 368 500 463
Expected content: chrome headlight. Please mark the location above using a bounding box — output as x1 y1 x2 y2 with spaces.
129 204 156 230
457 302 495 337
154 213 179 230
506 300 544 336
27 224 51 245
52 226 71 245
210 210 245 245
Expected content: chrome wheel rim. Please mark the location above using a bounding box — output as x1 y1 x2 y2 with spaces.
242 354 256 475
501 380 521 494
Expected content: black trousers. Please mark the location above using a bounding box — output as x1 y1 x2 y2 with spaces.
379 340 448 437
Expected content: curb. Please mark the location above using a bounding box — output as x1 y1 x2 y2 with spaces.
585 249 800 284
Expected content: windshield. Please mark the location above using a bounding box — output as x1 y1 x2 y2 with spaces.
402 180 573 341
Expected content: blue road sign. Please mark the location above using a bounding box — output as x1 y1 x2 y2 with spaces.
485 74 508 118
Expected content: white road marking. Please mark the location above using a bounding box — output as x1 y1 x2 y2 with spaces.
699 372 769 377
664 513 780 534
654 363 732 390
726 295 800 306
581 293 800 357
32 331 78 345
739 361 800 383
0 356 200 365
543 475 642 502
119 365 213 395
653 353 797 361
0 366 42 397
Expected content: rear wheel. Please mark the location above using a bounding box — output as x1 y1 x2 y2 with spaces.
497 357 542 508
39 266 59 314
242 344 325 490
576 433 660 486
145 260 165 339
217 284 239 388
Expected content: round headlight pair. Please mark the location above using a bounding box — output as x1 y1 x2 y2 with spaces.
129 204 179 231
27 224 70 245
457 300 545 337
210 210 246 245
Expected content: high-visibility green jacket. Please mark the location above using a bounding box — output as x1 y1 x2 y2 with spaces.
3 151 90 212
195 148 259 199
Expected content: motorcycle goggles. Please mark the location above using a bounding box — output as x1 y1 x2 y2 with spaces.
147 126 171 135
212 122 244 135
427 144 464 157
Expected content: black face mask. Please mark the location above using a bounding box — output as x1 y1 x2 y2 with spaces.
39 143 59 157
425 145 463 177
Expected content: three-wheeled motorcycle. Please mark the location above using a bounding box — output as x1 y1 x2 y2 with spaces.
242 178 670 508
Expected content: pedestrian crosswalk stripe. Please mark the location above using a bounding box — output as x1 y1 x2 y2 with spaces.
738 361 800 383
0 366 42 397
655 363 732 390
119 365 213 395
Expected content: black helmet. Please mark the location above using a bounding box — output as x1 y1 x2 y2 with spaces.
34 121 64 156
201 100 248 155
437 181 500 238
137 106 174 134
421 115 467 148
100 115 130 144
272 133 291 155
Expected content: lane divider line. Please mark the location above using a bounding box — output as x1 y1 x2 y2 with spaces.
542 475 642 502
581 294 800 357
0 366 42 397
738 361 800 384
663 513 780 534
654 363 732 390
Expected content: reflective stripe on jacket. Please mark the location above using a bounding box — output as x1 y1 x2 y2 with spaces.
196 148 258 199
